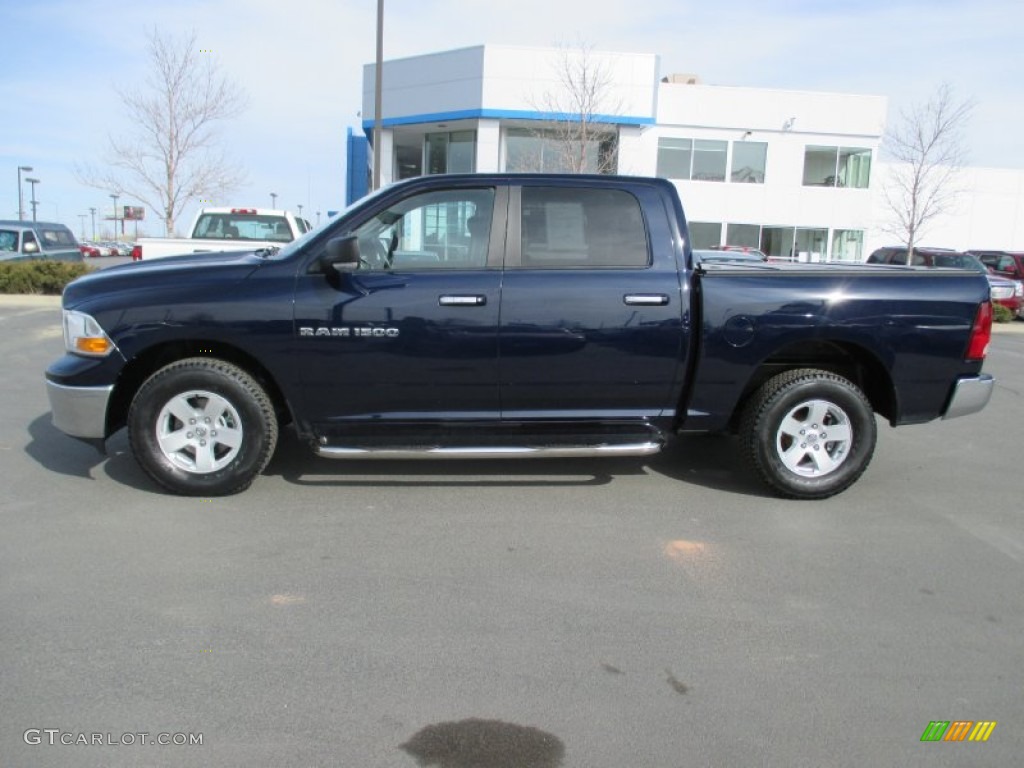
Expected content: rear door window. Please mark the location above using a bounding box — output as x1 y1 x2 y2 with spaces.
518 187 650 268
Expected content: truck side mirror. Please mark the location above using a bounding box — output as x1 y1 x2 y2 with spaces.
323 234 360 274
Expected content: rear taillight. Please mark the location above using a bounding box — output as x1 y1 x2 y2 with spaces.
966 301 993 361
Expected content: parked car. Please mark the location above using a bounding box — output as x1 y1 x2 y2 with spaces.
0 220 83 262
79 243 101 258
867 246 1023 317
969 250 1024 281
132 207 308 260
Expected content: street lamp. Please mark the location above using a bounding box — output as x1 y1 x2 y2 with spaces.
297 204 303 218
78 214 87 239
373 0 384 190
25 178 40 222
17 165 33 221
89 208 97 241
110 193 120 239
270 192 278 209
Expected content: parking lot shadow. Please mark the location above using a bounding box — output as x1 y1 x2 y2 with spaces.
25 414 152 491
26 414 771 498
266 428 771 497
644 434 773 497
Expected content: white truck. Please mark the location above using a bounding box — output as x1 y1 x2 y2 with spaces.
130 207 312 261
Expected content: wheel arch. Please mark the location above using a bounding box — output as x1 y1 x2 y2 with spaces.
729 339 897 431
107 340 293 437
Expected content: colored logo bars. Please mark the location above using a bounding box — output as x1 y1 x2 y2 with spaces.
921 721 997 742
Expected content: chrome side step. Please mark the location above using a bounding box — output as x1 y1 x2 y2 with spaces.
314 442 663 460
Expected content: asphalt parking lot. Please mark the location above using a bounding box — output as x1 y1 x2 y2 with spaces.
2 295 1022 767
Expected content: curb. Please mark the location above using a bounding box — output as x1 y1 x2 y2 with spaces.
0 294 62 308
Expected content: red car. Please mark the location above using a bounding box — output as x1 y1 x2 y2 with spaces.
79 244 101 258
970 250 1024 281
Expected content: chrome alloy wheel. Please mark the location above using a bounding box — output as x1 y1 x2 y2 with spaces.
774 399 852 478
155 390 244 474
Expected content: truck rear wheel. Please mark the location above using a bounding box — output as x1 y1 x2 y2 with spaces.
128 358 278 496
740 368 876 499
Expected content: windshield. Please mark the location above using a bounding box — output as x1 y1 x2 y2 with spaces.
192 213 294 242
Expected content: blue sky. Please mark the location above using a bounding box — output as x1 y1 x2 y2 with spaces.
2 0 1020 237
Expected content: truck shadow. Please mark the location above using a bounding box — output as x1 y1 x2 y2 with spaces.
26 413 771 498
645 435 772 496
25 413 153 491
267 429 772 497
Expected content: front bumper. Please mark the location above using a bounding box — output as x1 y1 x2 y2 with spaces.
942 374 994 420
46 380 113 439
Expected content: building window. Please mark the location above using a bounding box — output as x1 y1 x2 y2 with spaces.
802 146 871 188
688 222 722 249
837 148 871 188
504 128 617 174
657 138 726 181
730 141 767 183
794 227 829 261
518 187 649 268
656 138 692 179
831 230 864 261
426 131 476 175
725 223 760 249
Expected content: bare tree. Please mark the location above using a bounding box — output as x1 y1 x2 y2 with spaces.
881 84 974 256
80 29 247 235
512 42 622 174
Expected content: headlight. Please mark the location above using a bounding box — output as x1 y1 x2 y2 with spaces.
62 310 115 357
1015 280 1024 298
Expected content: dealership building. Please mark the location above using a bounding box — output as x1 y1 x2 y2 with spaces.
351 44 1024 260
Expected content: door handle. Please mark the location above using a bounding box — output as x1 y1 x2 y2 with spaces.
624 294 669 306
439 295 487 306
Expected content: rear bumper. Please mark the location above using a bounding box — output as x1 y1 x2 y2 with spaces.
46 380 113 439
942 374 994 420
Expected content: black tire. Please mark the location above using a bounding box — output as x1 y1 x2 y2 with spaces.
127 358 278 496
739 368 876 500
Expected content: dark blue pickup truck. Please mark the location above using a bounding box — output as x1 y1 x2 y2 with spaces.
45 174 994 499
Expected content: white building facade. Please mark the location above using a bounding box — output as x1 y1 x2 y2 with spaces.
361 45 1024 260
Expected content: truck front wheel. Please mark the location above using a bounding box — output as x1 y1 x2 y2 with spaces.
740 369 876 499
128 358 278 496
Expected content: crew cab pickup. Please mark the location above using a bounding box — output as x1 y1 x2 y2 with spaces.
131 207 311 260
45 174 995 499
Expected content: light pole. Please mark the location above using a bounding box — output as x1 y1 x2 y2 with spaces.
373 0 384 190
17 165 33 221
89 207 97 241
270 192 278 209
297 204 303 219
109 193 119 239
78 214 87 239
25 178 40 222
316 210 321 225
